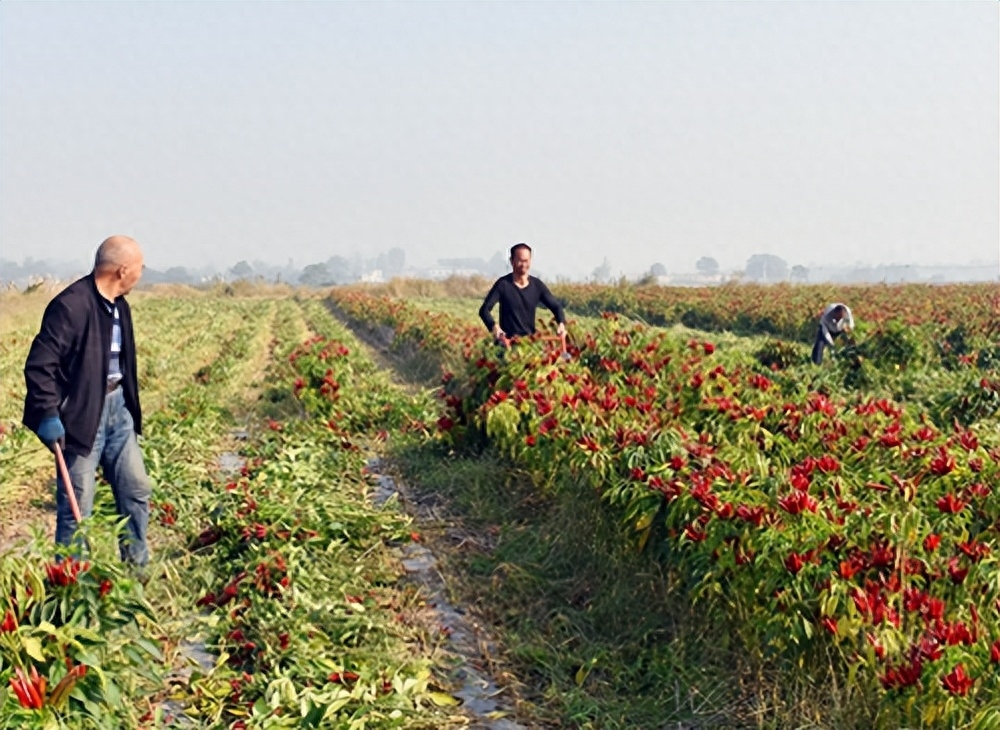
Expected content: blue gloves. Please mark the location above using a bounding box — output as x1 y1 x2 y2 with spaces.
36 417 65 451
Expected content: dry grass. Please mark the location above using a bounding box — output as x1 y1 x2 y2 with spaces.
141 280 302 299
140 283 207 298
3 277 497 309
0 286 57 334
349 275 494 300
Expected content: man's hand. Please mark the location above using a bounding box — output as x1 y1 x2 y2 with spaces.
493 324 507 344
556 322 567 337
36 416 65 452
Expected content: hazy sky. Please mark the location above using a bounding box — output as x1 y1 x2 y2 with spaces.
2 1 997 278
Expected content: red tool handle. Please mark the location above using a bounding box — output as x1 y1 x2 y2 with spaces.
54 443 83 525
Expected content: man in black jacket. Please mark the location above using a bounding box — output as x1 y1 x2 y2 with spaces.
23 235 151 566
479 243 566 343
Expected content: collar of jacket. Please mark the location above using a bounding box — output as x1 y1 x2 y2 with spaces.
86 271 122 311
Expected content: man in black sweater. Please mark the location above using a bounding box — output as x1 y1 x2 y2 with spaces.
23 235 152 566
478 243 567 343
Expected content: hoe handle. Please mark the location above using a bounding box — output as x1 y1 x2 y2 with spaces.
54 443 83 525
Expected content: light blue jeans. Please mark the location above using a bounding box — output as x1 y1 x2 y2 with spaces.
55 387 151 565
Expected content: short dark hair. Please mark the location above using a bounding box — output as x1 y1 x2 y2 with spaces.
510 243 532 259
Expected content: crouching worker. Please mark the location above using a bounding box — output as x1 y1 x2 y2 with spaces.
812 302 854 365
23 235 152 566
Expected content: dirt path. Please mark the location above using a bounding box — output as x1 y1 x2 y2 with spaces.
323 300 441 394
367 460 526 730
332 307 530 729
0 447 57 553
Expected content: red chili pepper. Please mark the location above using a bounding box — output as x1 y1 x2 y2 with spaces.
1 609 17 633
9 674 36 709
11 667 44 709
27 665 46 708
328 670 360 684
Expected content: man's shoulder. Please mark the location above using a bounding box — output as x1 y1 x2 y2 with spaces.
58 275 94 298
47 277 84 304
45 277 94 315
491 273 514 287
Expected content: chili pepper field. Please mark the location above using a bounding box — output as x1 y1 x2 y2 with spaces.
1 281 999 728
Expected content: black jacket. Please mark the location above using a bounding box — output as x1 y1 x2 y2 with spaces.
23 274 142 456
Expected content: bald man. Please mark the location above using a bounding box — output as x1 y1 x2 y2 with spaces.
23 236 152 566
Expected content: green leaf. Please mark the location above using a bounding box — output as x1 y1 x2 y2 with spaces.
302 700 328 727
636 526 652 552
21 635 45 662
972 707 1000 730
104 677 122 706
428 691 461 707
133 637 163 661
634 512 655 532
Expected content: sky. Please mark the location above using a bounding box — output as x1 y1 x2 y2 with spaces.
1 1 998 279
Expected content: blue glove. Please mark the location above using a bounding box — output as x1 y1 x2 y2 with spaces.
36 417 65 451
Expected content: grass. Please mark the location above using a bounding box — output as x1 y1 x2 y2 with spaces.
0 288 59 543
389 442 752 728
0 286 56 334
387 439 907 728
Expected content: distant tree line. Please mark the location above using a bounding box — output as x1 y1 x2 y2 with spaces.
5 249 992 288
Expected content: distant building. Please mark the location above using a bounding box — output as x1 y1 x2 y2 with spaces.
360 269 384 283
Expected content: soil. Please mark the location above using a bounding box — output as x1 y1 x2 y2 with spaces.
0 472 57 554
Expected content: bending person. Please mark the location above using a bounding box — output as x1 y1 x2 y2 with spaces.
812 302 854 365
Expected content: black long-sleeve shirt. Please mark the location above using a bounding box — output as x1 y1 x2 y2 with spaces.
478 274 565 337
